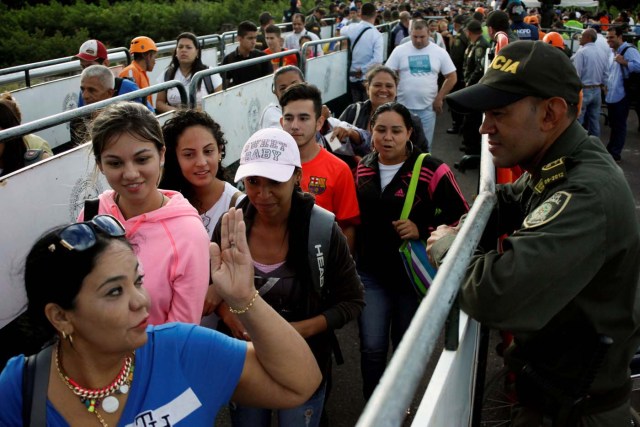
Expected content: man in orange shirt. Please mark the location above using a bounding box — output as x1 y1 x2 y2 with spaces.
119 36 157 109
263 25 298 70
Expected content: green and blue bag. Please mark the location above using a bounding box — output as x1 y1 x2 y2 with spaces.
398 153 438 297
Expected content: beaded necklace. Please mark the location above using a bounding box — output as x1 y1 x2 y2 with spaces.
55 343 135 426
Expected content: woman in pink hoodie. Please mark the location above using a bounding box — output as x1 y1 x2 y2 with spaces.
79 102 210 325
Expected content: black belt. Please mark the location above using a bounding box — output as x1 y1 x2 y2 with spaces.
583 84 602 89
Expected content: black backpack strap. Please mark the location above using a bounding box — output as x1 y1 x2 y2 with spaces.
84 198 100 221
22 344 53 427
352 26 373 52
203 74 215 94
307 205 335 293
307 205 344 364
114 77 124 95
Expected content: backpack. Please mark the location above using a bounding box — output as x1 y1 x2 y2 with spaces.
163 68 216 95
620 46 640 106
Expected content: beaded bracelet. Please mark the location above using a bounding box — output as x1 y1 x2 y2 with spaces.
228 290 260 315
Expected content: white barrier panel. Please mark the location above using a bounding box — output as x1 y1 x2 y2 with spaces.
11 75 81 150
9 48 219 149
0 144 108 329
411 314 480 427
201 76 277 166
320 25 333 39
305 50 348 103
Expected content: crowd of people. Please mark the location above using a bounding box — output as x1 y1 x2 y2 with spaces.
1 0 640 426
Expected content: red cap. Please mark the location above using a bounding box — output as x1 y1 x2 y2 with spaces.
76 40 108 62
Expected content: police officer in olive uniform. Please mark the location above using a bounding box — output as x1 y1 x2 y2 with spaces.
429 41 640 426
460 20 489 155
446 14 470 134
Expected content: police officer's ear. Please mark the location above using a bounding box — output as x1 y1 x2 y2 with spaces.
107 88 115 98
539 97 570 131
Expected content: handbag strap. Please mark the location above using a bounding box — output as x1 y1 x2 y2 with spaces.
22 344 53 427
399 153 429 220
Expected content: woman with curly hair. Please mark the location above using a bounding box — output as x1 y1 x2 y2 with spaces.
160 109 245 323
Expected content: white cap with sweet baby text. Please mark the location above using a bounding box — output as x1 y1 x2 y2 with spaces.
234 128 301 183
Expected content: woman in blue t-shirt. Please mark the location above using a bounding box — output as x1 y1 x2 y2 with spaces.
0 211 320 426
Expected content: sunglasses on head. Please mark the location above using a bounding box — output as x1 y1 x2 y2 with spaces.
53 215 126 252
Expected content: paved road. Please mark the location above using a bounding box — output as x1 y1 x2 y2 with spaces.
216 107 640 427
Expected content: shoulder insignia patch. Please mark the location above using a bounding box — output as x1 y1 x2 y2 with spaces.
523 191 572 229
534 157 567 194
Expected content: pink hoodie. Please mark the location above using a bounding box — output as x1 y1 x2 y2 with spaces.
79 190 210 325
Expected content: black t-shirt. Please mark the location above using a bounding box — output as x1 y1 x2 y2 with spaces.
221 49 273 88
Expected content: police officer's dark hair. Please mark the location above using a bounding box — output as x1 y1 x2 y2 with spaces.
472 11 484 22
370 102 414 132
238 21 258 37
279 83 323 120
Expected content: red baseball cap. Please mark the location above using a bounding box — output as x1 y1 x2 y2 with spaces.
76 40 108 62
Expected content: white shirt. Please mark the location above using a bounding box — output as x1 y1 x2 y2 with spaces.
157 68 222 107
378 162 404 191
385 42 456 110
340 20 383 80
259 103 283 130
200 182 245 239
284 30 324 56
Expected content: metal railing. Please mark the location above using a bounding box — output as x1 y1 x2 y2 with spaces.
189 49 301 107
0 47 131 87
299 36 349 70
0 81 187 144
356 136 497 427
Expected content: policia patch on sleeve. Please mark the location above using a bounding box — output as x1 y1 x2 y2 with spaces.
523 191 572 229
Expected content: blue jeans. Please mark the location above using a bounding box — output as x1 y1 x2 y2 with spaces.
229 381 327 427
578 87 602 137
409 108 436 152
358 270 420 399
606 96 630 159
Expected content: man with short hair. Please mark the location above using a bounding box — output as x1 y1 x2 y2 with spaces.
459 19 489 155
264 25 299 71
340 2 383 102
486 10 519 43
280 83 360 251
75 40 148 109
119 36 157 108
390 11 411 50
430 41 640 425
385 19 457 150
604 26 640 161
222 21 274 88
284 13 323 56
571 28 609 137
75 39 109 69
72 65 148 144
256 11 275 51
447 14 470 134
